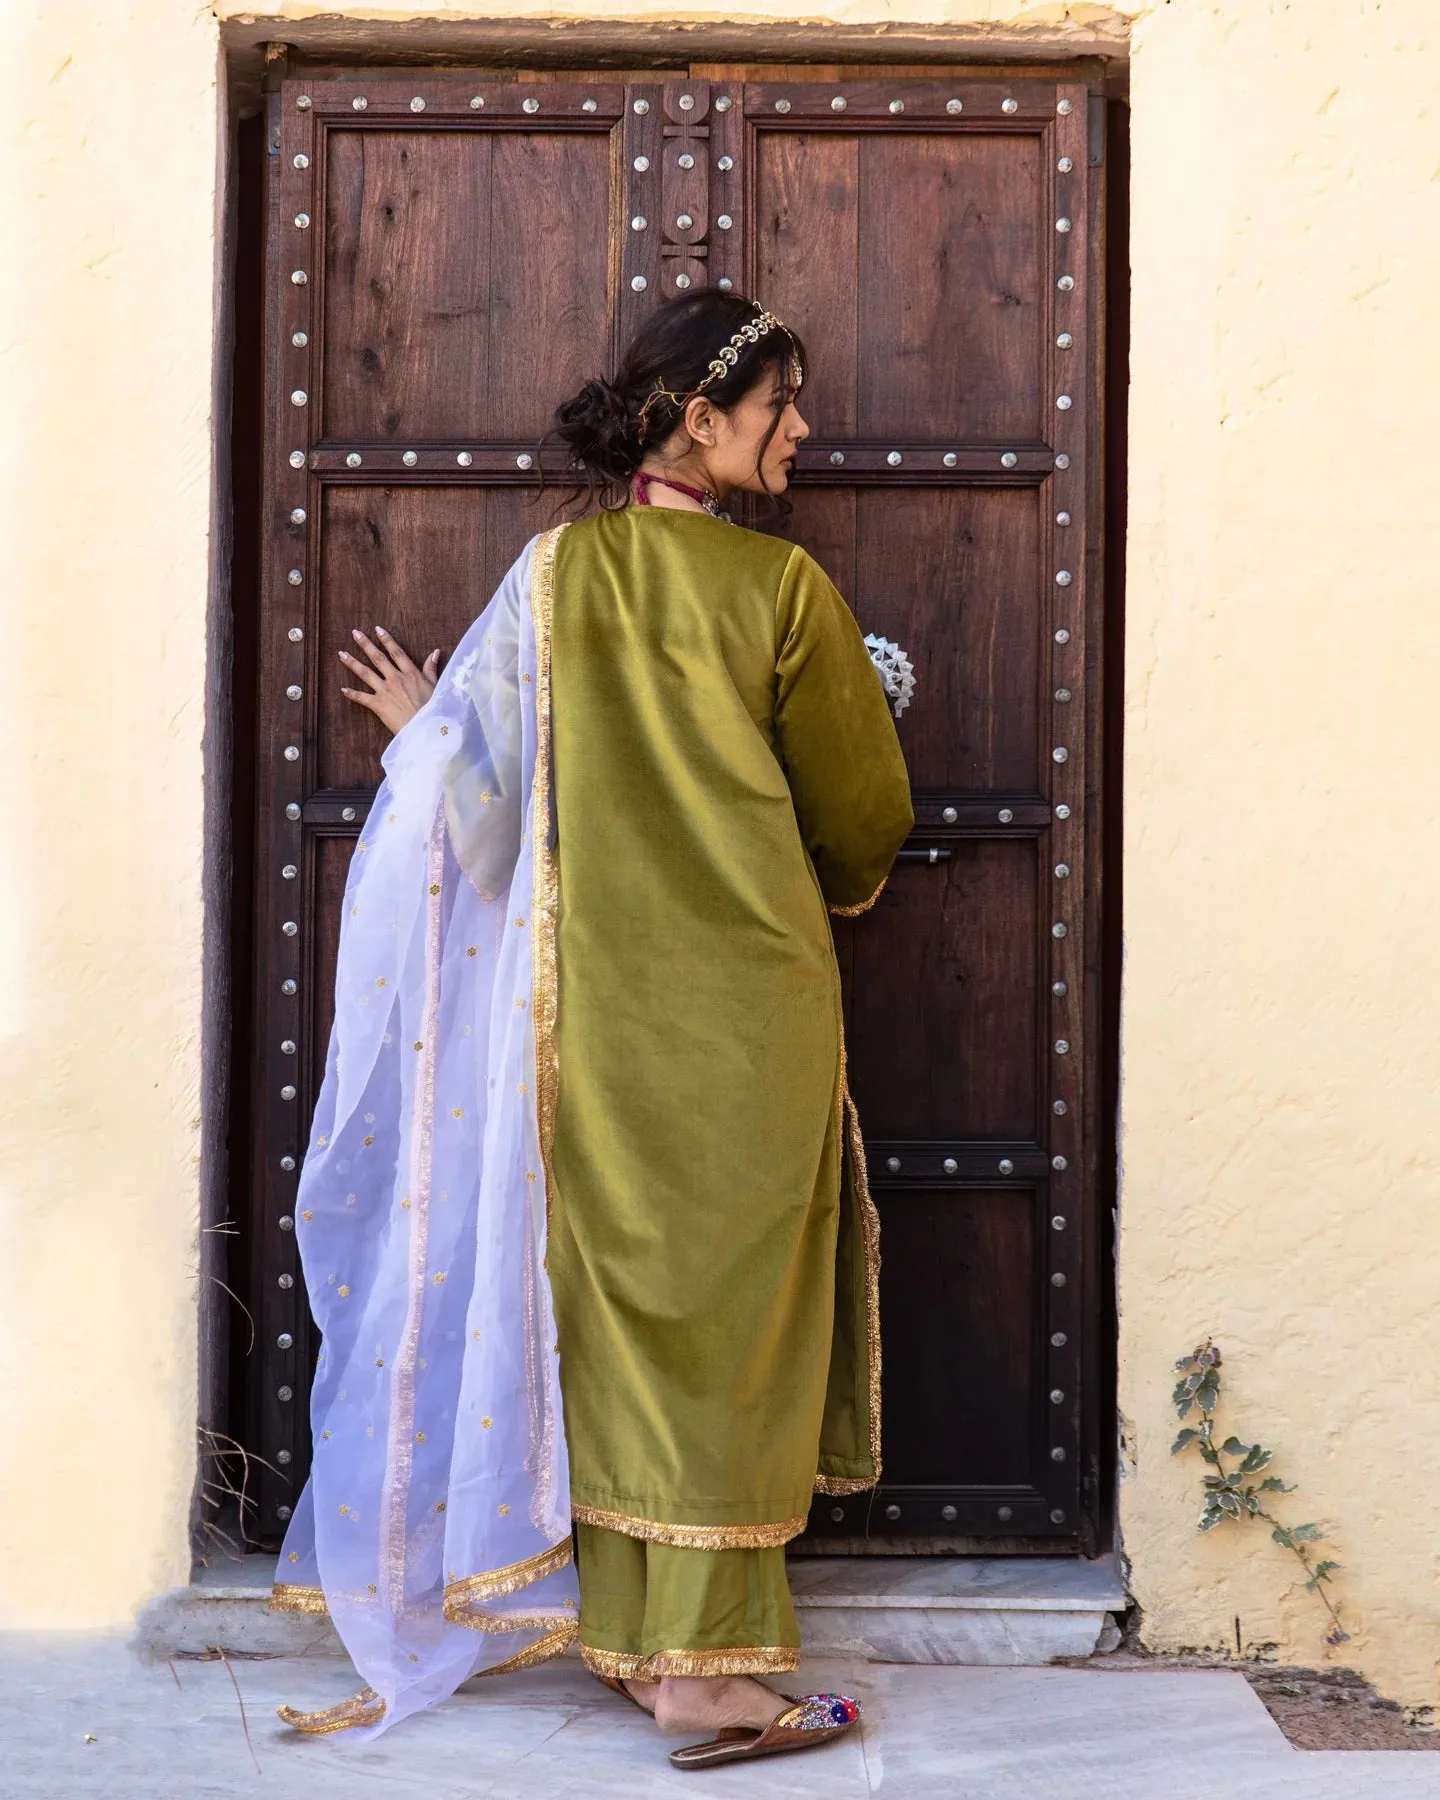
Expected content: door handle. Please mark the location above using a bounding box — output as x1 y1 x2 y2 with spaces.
896 847 953 864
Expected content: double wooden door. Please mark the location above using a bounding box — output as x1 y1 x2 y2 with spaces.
244 62 1108 1548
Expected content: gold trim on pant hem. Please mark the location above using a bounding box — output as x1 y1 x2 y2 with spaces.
580 1642 802 1680
828 876 888 917
572 1502 808 1549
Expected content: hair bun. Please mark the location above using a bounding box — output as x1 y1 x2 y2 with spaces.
551 377 643 483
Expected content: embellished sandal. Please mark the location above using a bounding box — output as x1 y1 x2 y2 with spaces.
277 1685 387 1735
668 1692 860 1769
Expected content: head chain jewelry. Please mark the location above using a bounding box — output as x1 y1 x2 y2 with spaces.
638 308 800 436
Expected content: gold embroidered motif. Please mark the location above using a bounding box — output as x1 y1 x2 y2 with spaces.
827 875 889 917
570 1503 808 1549
442 1538 573 1609
579 1643 801 1680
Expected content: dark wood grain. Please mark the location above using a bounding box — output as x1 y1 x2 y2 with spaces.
243 66 1107 1549
845 841 1040 1141
754 124 1043 442
315 485 535 789
877 1187 1039 1485
323 129 612 442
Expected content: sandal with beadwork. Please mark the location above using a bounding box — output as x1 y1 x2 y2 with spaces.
668 1691 861 1769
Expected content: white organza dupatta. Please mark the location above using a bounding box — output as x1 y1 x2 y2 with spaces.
273 528 577 1737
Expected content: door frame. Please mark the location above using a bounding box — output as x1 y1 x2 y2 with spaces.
212 38 1129 1562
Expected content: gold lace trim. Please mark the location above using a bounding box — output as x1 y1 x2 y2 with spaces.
827 874 888 917
840 1074 883 1484
526 522 568 1529
580 1642 801 1680
813 1472 878 1496
529 523 566 1245
472 1623 579 1673
277 1686 386 1735
451 1605 576 1634
270 1581 328 1616
571 1502 807 1549
443 1537 574 1610
273 1539 573 1626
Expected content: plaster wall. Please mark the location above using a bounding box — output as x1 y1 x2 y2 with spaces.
1118 0 1440 1711
3 0 1437 1714
0 6 222 1624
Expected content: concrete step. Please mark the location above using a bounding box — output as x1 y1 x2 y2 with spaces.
136 1551 1128 1666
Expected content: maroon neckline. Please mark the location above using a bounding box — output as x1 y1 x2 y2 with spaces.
632 469 719 513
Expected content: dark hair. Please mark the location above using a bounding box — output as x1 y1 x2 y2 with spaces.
548 289 806 513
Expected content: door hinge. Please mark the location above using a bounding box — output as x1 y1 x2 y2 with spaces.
1088 95 1106 168
263 41 290 156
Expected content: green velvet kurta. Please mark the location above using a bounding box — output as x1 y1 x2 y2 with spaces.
540 509 911 1563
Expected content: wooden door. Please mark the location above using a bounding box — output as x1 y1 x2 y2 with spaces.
244 65 1107 1548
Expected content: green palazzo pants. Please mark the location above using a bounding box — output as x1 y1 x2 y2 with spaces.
575 1523 801 1680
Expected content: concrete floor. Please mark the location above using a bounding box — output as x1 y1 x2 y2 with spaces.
4 1635 1440 1800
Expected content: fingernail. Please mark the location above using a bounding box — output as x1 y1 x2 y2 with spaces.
352 629 362 639
376 626 388 637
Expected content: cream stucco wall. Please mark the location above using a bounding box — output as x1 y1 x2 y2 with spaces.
5 0 1438 1711
0 7 223 1624
1119 0 1440 1708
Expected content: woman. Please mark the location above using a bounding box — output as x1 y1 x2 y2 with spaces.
273 292 913 1768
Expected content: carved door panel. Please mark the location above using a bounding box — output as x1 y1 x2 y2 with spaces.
723 75 1105 1543
246 66 1107 1548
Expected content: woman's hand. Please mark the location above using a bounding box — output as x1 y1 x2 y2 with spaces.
339 627 441 736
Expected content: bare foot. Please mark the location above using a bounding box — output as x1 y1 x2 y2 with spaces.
653 1674 789 1735
622 1678 660 1715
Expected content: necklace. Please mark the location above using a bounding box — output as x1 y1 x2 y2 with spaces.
632 469 722 517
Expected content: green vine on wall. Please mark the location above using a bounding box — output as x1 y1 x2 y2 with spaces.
1172 1342 1349 1648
